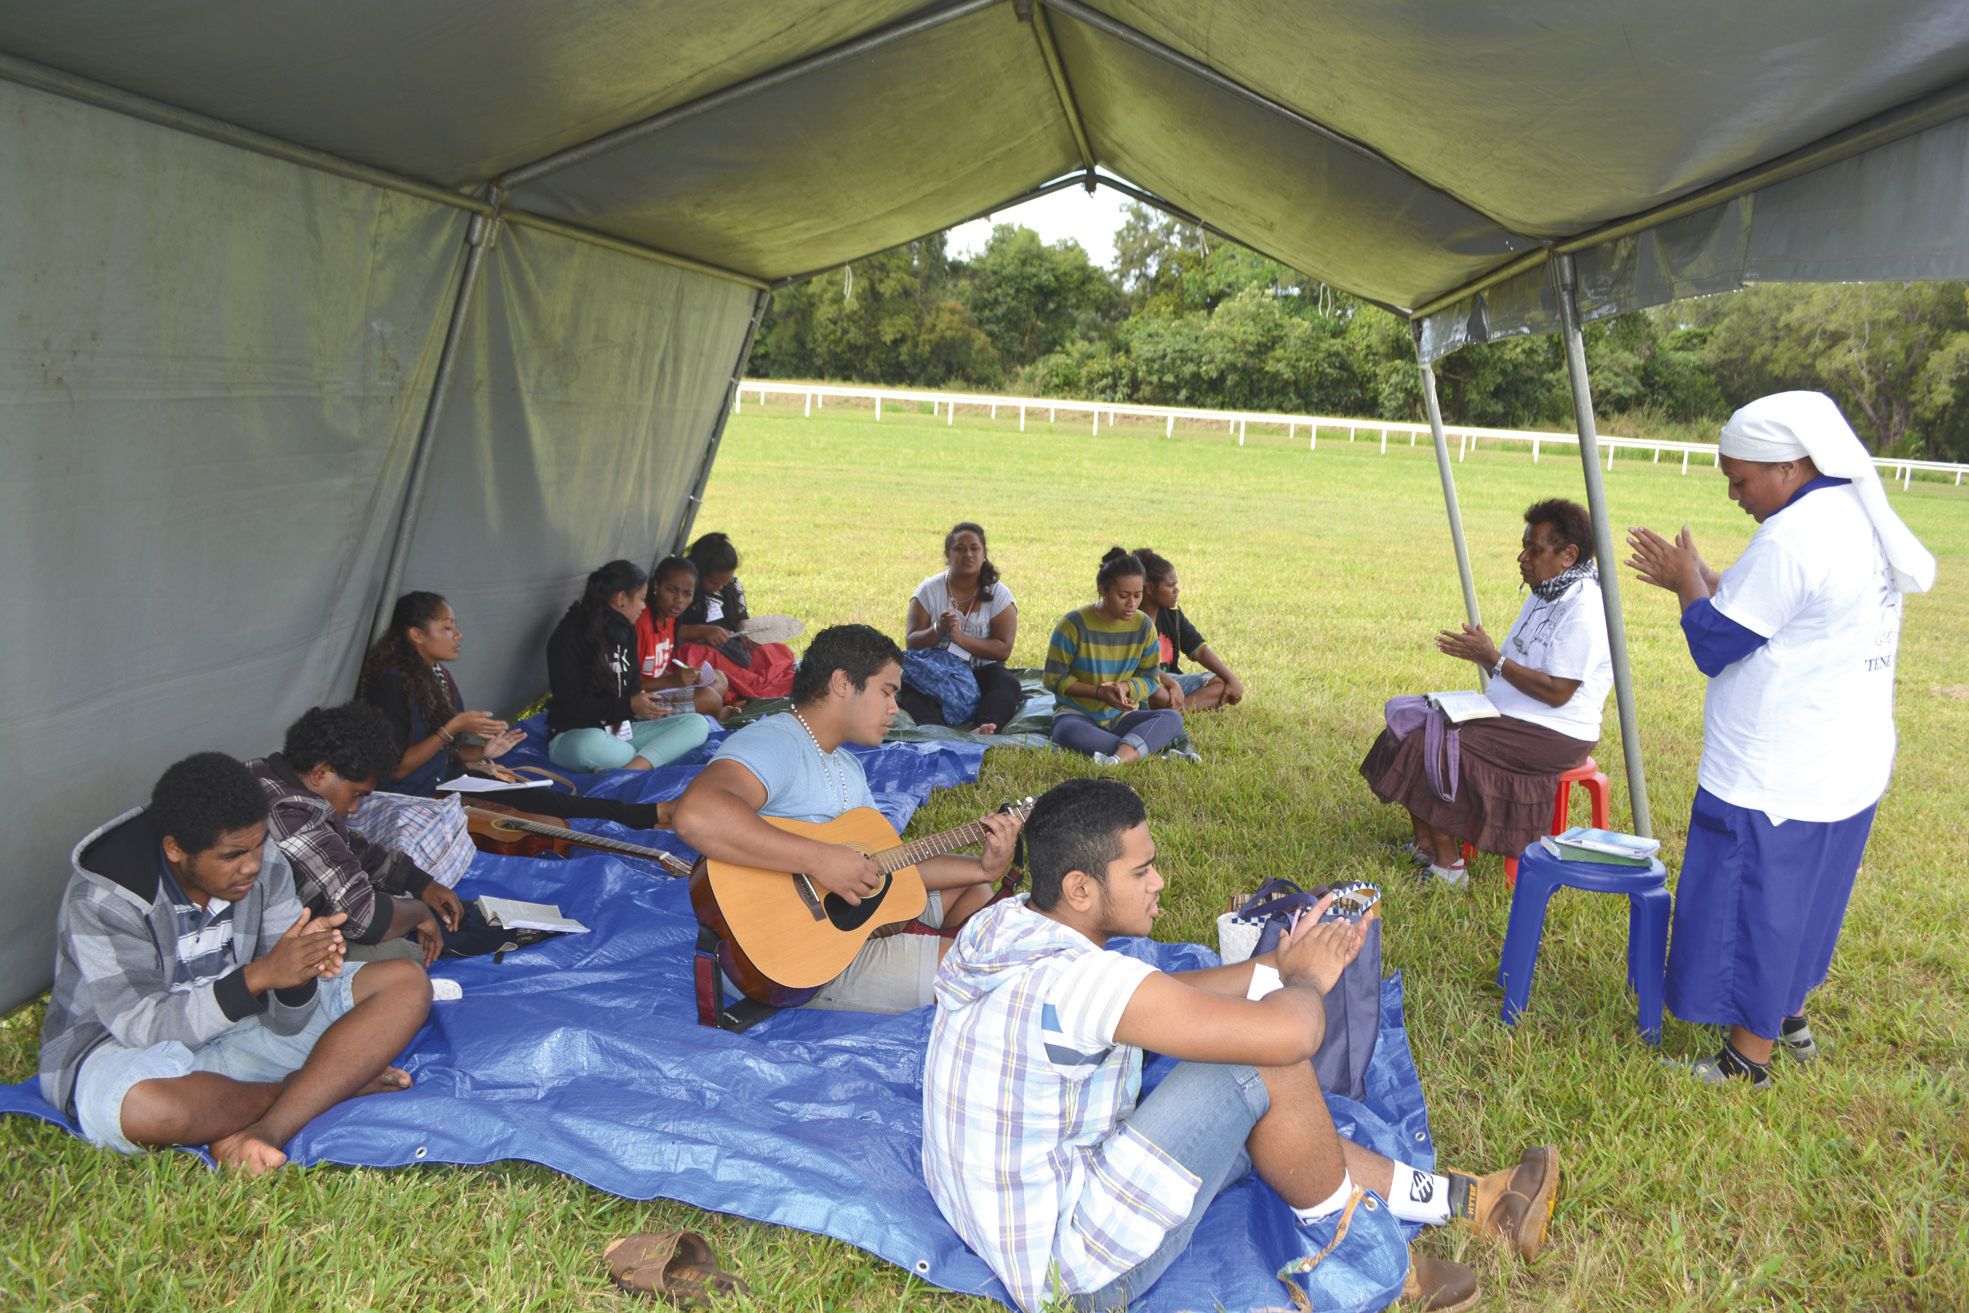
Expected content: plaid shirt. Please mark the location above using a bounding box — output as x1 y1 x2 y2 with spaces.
921 897 1194 1311
157 862 240 992
249 755 431 944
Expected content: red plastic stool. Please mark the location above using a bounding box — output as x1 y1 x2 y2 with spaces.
1464 757 1612 885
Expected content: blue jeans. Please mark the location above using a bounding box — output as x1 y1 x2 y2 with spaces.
1051 708 1184 759
1072 1061 1271 1311
548 714 709 770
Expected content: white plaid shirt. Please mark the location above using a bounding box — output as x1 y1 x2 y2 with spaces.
921 897 1196 1311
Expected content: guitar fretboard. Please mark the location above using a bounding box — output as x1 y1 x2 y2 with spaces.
874 818 994 874
464 808 693 876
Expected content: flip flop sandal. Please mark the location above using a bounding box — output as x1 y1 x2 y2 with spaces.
604 1230 750 1308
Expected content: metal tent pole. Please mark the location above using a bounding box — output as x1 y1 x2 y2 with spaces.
1414 329 1484 643
370 208 501 641
1555 254 1654 838
672 289 772 555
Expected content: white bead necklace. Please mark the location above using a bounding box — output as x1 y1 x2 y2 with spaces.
791 708 852 815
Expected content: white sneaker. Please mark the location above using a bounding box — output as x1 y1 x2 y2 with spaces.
1091 751 1122 767
430 978 464 1001
1425 861 1470 890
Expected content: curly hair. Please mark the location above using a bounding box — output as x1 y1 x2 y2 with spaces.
150 752 269 855
1025 778 1148 912
791 623 904 706
1523 498 1594 564
281 703 404 783
356 591 456 743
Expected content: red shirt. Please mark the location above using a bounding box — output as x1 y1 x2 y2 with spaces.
637 611 677 680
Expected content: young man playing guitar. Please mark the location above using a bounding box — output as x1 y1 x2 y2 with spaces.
675 624 1022 1013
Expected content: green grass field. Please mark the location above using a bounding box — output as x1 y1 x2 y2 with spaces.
5 400 1966 1312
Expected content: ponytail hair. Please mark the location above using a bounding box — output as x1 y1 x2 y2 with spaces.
945 521 1000 602
1095 546 1145 594
1130 547 1174 589
686 531 740 577
568 559 647 694
357 591 457 741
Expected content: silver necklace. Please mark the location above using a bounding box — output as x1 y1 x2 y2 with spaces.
791 708 852 814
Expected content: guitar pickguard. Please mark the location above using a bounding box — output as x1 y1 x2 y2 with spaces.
818 873 896 932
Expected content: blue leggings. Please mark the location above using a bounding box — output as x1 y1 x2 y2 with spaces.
548 715 709 771
1051 709 1184 759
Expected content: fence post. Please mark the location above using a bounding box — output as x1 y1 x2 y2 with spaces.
733 388 742 415
1532 437 1540 463
817 392 824 410
1606 443 1615 472
1379 429 1387 454
1238 419 1246 446
947 399 955 426
1287 420 1294 441
1092 409 1099 436
1309 426 1317 451
989 403 996 419
1681 450 1690 474
1049 406 1056 424
1166 414 1175 438
1019 404 1026 432
1652 447 1661 463
803 390 812 417
874 396 882 422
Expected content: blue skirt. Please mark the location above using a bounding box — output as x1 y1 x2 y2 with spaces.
1664 787 1876 1037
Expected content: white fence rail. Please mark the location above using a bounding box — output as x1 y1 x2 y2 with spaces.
734 380 1969 490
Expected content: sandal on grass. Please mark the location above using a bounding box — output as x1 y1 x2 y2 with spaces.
604 1230 750 1307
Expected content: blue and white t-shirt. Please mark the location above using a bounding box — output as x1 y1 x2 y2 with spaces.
922 896 1187 1311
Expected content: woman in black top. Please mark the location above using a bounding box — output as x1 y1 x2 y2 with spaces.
357 590 670 826
672 532 797 701
1132 547 1245 711
545 559 709 772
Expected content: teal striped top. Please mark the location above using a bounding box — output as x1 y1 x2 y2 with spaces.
1043 605 1161 724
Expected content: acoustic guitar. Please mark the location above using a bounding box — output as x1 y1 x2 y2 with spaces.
463 804 695 879
689 799 1034 1007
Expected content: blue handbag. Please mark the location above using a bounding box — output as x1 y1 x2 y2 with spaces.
901 648 981 724
1232 878 1383 1101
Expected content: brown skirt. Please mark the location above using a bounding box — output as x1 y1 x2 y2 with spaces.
1360 713 1595 858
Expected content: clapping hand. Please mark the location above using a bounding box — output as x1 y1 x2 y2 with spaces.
1096 680 1137 711
1276 894 1367 995
1435 623 1500 669
1626 524 1714 601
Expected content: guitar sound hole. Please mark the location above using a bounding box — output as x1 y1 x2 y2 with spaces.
821 874 895 931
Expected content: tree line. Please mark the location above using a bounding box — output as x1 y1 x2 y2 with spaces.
751 204 1969 461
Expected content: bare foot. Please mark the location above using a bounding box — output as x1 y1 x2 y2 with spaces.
974 723 998 735
210 1127 287 1175
356 1066 413 1097
714 705 739 723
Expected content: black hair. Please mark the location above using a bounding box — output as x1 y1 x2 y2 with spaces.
790 623 905 706
686 532 740 577
1523 498 1594 565
565 559 647 695
150 752 269 855
647 554 699 603
945 521 1000 602
1095 546 1146 594
356 591 456 744
282 702 404 784
1130 546 1174 589
1025 778 1148 912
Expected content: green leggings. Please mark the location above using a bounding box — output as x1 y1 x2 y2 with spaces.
547 715 709 771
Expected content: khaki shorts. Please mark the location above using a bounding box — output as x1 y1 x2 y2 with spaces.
803 890 947 1014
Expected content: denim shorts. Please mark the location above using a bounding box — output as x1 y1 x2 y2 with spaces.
72 966 363 1154
1172 672 1216 696
1071 1060 1271 1311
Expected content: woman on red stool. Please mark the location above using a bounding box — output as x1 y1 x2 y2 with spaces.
1361 499 1615 888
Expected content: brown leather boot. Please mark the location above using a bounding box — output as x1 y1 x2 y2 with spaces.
1398 1251 1479 1311
1450 1143 1560 1260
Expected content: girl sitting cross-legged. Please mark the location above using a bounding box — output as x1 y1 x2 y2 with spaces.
545 559 710 772
1042 548 1186 765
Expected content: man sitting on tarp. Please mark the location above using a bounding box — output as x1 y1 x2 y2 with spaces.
248 703 466 964
675 623 1021 1014
37 752 430 1173
922 778 1559 1312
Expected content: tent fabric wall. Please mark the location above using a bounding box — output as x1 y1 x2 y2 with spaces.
0 80 469 1011
1418 114 1969 359
391 223 760 722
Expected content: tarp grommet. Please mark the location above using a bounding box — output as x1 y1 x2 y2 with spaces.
414 1146 428 1159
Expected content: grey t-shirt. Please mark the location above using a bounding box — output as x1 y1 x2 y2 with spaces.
711 712 875 823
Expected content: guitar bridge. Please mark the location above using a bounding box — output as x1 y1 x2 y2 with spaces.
793 873 826 921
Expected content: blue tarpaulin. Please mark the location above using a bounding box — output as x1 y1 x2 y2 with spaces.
3 730 1429 1311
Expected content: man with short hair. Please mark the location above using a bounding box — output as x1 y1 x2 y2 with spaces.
39 752 431 1173
674 623 1021 1013
922 777 1558 1312
249 702 464 964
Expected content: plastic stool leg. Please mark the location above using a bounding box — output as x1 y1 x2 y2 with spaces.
1550 778 1574 836
1586 773 1611 830
1504 854 1518 886
1626 886 1671 1044
1496 866 1562 1026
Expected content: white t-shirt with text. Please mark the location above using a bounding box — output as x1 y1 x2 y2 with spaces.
1485 575 1614 742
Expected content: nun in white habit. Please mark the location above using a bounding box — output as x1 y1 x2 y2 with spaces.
1626 391 1935 1088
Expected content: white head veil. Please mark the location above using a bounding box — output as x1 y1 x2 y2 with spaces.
1718 391 1936 593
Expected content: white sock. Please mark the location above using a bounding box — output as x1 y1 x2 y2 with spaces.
1384 1161 1452 1225
1290 1171 1353 1225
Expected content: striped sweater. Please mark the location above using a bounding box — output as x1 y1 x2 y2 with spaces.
1043 605 1161 724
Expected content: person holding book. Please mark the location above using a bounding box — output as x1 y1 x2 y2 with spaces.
1042 549 1186 765
1361 499 1613 887
1626 392 1934 1087
1132 546 1244 713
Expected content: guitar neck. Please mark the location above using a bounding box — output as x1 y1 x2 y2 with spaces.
873 817 994 874
463 807 692 875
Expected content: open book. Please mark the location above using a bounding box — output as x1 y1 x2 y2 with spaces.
1427 690 1499 724
1539 827 1661 867
475 896 589 934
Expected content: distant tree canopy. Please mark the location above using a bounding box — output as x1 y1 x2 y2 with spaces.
749 205 1969 460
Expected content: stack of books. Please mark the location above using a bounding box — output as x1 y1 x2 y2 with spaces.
1538 827 1660 867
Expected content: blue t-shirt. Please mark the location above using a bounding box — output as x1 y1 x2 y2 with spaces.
712 712 875 823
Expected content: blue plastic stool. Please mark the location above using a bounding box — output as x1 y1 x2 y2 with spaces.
1495 843 1671 1043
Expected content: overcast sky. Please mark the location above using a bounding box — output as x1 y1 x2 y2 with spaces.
944 183 1134 270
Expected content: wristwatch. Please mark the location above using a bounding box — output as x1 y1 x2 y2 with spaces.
1487 658 1505 681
